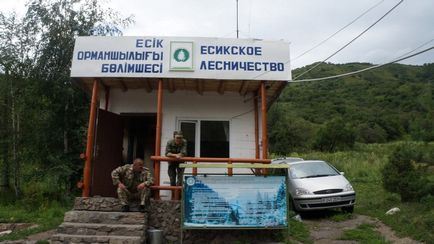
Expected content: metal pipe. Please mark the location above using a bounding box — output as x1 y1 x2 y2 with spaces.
83 79 99 197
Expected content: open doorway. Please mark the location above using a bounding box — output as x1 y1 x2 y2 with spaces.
91 111 156 197
121 114 156 172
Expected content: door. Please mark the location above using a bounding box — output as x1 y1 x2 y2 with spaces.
91 109 123 197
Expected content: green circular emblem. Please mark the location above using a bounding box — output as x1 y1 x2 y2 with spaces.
173 48 190 62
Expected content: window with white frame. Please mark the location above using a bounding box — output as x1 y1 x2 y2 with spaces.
179 120 229 158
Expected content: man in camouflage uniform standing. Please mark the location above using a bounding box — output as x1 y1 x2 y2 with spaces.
111 158 153 212
165 131 187 186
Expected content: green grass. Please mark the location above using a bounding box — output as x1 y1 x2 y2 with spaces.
355 183 434 243
0 201 69 241
286 219 312 244
329 212 353 222
285 142 434 243
340 224 391 244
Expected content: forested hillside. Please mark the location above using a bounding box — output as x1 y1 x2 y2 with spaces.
0 0 132 201
268 62 434 154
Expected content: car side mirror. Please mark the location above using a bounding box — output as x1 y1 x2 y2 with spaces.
340 172 345 175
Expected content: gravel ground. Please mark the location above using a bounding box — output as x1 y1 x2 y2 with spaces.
302 213 422 244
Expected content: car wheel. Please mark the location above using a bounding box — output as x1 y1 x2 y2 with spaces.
342 206 354 213
291 200 300 213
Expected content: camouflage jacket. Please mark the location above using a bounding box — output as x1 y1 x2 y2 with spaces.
165 139 187 157
111 164 153 189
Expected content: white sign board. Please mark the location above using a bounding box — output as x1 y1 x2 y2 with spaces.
70 36 291 81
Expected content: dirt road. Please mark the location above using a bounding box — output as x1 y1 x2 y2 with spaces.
301 213 422 244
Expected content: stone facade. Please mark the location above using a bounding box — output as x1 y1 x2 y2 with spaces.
73 197 128 212
51 197 283 244
145 199 283 243
147 200 181 243
51 197 147 244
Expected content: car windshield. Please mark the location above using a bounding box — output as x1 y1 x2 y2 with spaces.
290 161 340 179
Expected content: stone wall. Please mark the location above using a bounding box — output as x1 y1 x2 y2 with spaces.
147 199 283 244
71 197 284 244
147 200 181 243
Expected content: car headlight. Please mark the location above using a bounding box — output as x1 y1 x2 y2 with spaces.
295 188 312 195
344 183 354 192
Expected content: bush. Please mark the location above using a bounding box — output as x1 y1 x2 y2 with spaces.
313 118 355 152
268 104 316 154
356 122 387 143
410 113 434 142
382 145 433 202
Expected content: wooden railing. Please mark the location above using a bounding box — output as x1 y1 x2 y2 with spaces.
150 156 271 200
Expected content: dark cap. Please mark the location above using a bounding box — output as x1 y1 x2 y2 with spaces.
174 131 183 138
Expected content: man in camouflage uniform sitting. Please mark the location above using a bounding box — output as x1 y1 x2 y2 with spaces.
111 158 153 212
165 131 187 186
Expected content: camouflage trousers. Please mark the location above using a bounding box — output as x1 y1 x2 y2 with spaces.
117 186 150 206
168 161 185 186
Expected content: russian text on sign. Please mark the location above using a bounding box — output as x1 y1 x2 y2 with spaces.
200 61 284 72
200 45 262 56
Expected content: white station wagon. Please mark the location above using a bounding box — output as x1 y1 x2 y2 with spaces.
272 158 356 212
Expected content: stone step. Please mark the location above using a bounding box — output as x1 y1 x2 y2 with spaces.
74 197 126 212
74 197 151 212
57 222 145 237
64 210 146 225
51 233 143 244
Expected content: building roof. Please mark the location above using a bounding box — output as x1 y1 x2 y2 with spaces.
73 77 287 108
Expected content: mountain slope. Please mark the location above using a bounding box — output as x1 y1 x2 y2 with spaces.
268 62 434 153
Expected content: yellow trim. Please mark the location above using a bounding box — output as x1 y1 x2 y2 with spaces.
179 163 289 168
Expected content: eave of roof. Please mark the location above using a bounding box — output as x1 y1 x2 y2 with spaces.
73 77 287 109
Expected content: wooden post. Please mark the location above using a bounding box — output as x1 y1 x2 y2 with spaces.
174 189 180 200
254 93 259 159
192 160 197 176
83 79 99 197
261 82 268 174
154 79 163 199
104 87 110 111
254 92 260 174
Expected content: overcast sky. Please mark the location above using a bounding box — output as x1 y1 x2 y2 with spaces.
2 0 434 69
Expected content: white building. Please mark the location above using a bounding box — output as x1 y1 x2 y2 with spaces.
71 36 291 199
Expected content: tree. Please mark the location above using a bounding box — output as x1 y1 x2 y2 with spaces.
356 122 387 143
313 118 355 152
0 0 132 199
409 112 434 142
0 12 31 196
375 115 404 141
268 103 316 154
0 75 10 192
382 145 433 202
